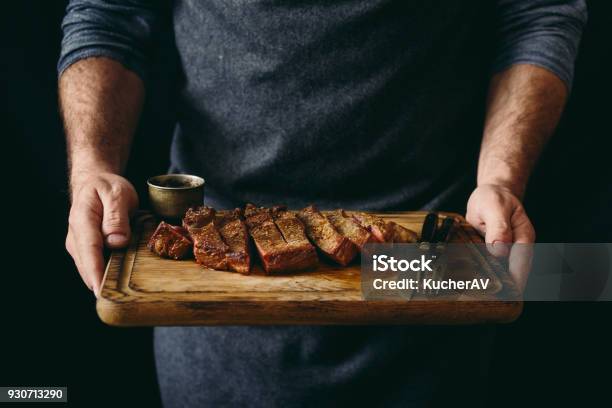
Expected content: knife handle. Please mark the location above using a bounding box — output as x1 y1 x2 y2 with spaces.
435 217 455 243
420 212 439 243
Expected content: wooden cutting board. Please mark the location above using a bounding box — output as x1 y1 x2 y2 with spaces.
97 211 522 326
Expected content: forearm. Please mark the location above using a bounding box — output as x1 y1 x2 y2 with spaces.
59 57 145 192
478 64 567 199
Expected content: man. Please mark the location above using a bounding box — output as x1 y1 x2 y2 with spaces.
59 0 586 406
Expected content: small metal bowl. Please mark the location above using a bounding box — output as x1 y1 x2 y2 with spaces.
147 174 205 220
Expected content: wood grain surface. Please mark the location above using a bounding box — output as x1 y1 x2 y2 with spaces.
97 211 522 326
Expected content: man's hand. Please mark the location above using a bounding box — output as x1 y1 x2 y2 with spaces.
466 184 535 291
66 173 138 296
468 64 568 290
466 184 535 255
59 57 144 297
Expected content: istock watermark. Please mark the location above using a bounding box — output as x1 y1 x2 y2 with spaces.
361 243 612 301
372 254 434 272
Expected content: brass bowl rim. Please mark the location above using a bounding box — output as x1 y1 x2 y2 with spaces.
147 174 205 191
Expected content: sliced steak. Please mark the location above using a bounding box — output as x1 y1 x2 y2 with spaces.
388 221 418 243
183 206 227 269
297 205 358 266
350 211 417 243
245 204 318 273
326 210 375 250
183 206 252 273
215 209 251 274
271 208 318 266
190 222 230 270
147 221 193 260
183 206 215 230
351 212 394 242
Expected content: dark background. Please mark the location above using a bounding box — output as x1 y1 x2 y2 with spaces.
1 1 610 407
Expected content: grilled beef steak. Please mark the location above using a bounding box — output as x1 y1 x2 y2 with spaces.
183 206 251 273
297 205 358 266
154 204 417 273
147 221 193 260
190 222 230 270
215 209 251 274
388 222 418 243
271 207 318 266
350 212 394 242
326 210 375 250
350 212 418 243
183 206 216 230
245 204 318 273
183 206 228 269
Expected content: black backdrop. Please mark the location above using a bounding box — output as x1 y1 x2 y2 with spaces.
1 1 611 407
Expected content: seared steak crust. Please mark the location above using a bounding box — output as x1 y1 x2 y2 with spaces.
388 222 418 243
245 204 318 273
297 205 358 266
152 205 417 273
183 206 215 230
326 210 374 250
147 221 193 260
183 206 251 273
190 222 230 270
350 212 394 242
272 207 318 267
350 211 418 243
216 210 251 274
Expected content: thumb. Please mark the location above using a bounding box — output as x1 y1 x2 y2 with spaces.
100 191 133 249
480 207 514 257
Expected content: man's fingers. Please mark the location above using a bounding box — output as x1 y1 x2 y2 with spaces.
99 185 133 248
65 229 91 291
69 198 105 297
510 206 536 244
507 206 536 293
479 208 514 257
509 244 533 293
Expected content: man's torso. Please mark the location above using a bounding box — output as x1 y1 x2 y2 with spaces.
170 0 494 210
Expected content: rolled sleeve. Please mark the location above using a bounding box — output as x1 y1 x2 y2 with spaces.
492 0 588 90
58 0 162 81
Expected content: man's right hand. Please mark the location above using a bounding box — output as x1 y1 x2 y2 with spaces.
66 173 138 297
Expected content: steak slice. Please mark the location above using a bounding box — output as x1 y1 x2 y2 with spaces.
388 222 418 243
215 209 251 274
349 211 418 243
245 204 317 273
190 222 230 270
326 210 375 250
183 206 216 230
350 212 394 242
183 206 252 273
271 207 318 266
297 205 358 266
147 221 193 260
183 206 228 269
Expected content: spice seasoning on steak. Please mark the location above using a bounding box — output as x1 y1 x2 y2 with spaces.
182 206 216 230
182 206 251 273
326 210 375 250
350 212 394 242
388 222 418 243
350 212 418 243
245 204 318 274
271 207 318 266
147 221 193 260
215 209 251 274
151 204 418 273
190 223 229 270
297 205 358 266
